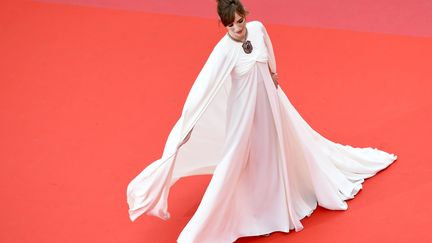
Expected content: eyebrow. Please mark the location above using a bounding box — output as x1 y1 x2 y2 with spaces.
229 18 243 25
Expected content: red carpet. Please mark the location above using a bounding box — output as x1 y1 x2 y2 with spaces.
1 1 431 242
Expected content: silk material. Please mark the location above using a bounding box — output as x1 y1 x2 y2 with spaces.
126 21 397 242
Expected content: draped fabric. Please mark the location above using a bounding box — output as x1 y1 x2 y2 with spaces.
126 21 397 243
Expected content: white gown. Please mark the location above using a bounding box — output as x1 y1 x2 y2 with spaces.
126 20 397 243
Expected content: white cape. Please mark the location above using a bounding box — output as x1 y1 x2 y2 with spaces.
126 21 397 242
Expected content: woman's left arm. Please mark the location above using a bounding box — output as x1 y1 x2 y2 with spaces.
259 21 278 88
260 21 277 74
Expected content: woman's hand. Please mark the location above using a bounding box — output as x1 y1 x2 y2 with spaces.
271 72 279 89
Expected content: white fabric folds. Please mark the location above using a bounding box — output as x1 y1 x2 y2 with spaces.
126 21 397 243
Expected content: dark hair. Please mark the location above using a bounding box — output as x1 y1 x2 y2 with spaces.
216 0 249 27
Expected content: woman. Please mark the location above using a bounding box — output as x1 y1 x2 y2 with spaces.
126 0 398 242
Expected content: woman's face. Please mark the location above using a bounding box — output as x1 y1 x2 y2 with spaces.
225 12 246 40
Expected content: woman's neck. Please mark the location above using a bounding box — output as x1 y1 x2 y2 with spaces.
227 27 248 43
